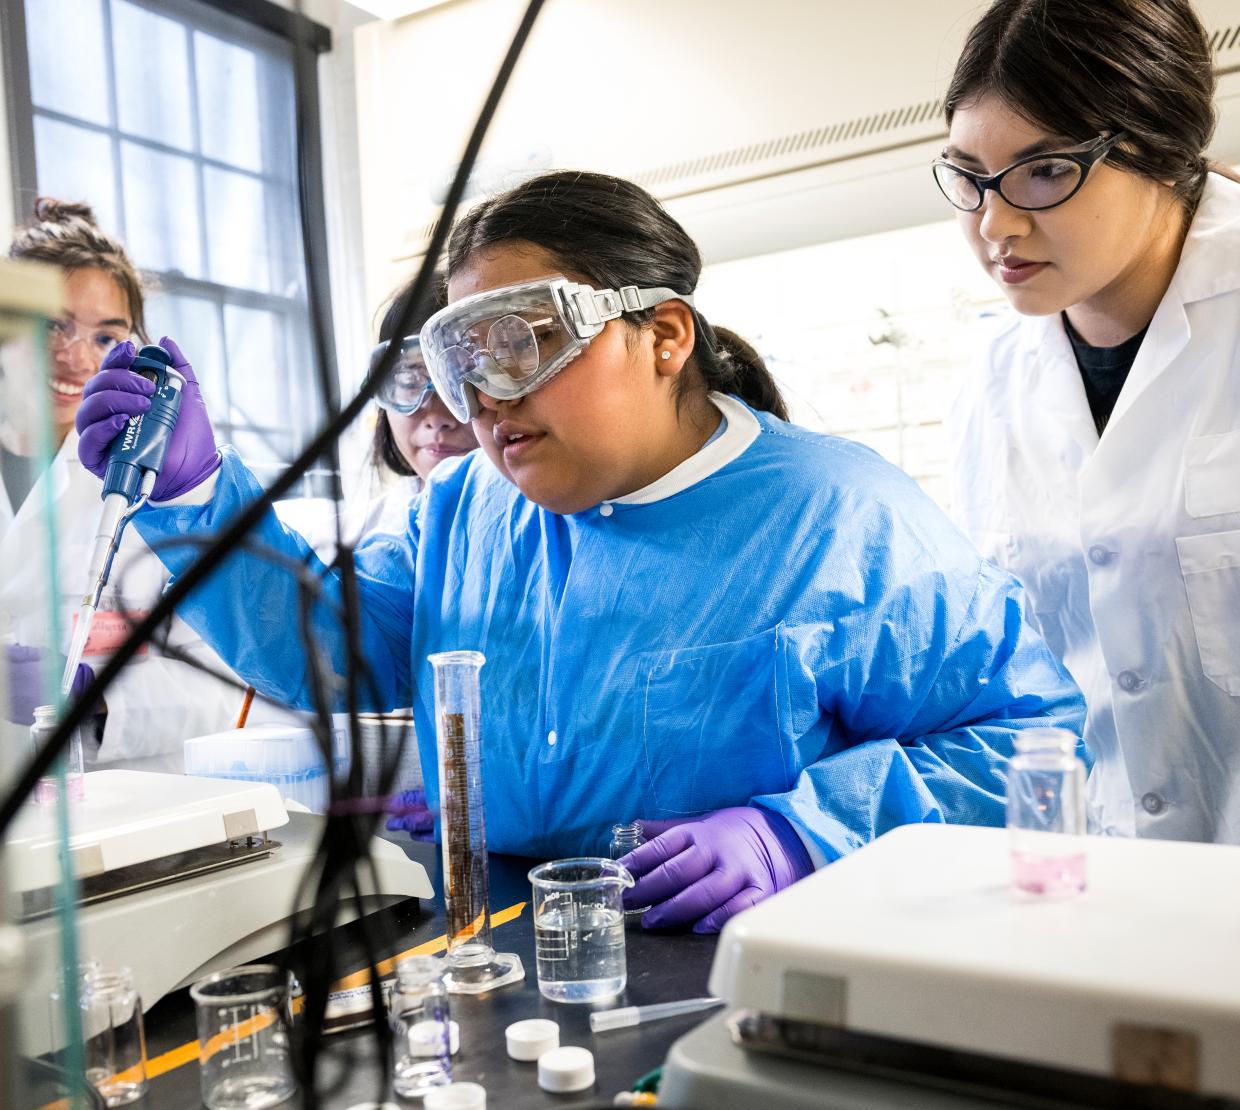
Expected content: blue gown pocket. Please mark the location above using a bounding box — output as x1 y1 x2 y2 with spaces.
636 625 802 815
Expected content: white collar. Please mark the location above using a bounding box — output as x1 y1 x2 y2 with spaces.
607 392 760 507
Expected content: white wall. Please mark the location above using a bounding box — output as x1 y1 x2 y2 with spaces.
350 0 974 309
352 0 1240 306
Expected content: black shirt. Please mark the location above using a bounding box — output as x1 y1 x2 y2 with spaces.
1062 313 1149 435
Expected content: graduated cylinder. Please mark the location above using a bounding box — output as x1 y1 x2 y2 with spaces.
431 651 524 993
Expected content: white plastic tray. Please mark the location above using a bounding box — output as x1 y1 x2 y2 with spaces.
8 769 288 893
711 824 1240 1097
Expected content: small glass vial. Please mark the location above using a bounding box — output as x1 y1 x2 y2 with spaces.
608 821 644 858
610 821 646 917
391 955 453 1097
81 965 147 1106
32 704 84 805
1007 728 1087 897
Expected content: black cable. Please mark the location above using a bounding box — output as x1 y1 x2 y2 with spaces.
18 1056 108 1110
0 0 548 840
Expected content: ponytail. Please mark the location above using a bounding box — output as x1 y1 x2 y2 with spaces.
689 322 788 421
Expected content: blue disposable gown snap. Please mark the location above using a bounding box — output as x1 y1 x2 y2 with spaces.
136 399 1085 860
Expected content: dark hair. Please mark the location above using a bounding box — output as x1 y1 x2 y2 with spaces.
946 0 1239 215
370 274 449 477
9 197 148 342
447 171 789 421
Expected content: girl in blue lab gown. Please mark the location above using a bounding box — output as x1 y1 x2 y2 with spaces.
77 171 1085 932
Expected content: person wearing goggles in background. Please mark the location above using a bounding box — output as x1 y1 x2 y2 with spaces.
944 0 1240 845
76 170 1084 934
2 197 243 772
369 281 477 493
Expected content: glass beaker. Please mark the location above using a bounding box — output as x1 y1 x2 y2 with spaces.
80 965 147 1106
1007 727 1088 897
528 858 634 1003
391 955 452 1097
431 650 524 993
190 964 296 1110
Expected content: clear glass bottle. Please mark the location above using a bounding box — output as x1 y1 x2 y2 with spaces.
1007 728 1087 897
610 821 645 918
81 965 147 1106
391 955 453 1097
32 703 84 805
608 821 644 859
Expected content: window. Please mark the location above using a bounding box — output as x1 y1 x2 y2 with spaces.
698 220 1006 510
5 0 334 493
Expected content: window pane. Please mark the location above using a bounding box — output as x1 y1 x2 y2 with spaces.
194 32 262 172
121 141 203 277
223 305 285 425
145 291 227 415
27 0 110 125
112 1 193 150
33 116 119 234
204 167 271 292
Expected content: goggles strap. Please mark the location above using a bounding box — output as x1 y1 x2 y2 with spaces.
582 285 696 325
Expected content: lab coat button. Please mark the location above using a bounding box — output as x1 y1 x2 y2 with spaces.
599 503 614 518
1117 670 1142 692
1141 792 1165 815
1088 545 1112 566
547 730 558 746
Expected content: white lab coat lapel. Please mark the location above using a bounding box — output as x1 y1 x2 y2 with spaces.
1019 312 1098 458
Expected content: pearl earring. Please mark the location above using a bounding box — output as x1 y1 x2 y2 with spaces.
660 350 671 361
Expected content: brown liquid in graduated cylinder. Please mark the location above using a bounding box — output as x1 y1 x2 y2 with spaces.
441 711 487 949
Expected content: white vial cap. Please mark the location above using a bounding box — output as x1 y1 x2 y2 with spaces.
538 1045 596 1093
505 1018 559 1061
424 1083 486 1110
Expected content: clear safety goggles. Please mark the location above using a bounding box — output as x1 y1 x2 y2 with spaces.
48 316 132 368
367 335 436 414
419 276 695 422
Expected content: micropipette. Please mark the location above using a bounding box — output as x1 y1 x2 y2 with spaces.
588 996 723 1033
61 345 185 694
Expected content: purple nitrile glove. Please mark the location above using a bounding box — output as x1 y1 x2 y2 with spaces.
76 337 221 501
386 788 435 840
620 806 815 934
5 644 93 725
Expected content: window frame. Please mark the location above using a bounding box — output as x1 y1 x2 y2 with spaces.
0 0 339 494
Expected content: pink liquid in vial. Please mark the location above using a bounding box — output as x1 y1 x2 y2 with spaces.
1011 850 1086 897
34 773 85 806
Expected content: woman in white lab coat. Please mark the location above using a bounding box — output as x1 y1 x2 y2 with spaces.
2 199 239 768
940 0 1240 842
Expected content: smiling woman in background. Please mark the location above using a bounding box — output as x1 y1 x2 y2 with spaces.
2 198 238 768
942 0 1240 843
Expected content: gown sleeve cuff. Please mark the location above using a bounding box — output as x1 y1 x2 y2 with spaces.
150 467 220 506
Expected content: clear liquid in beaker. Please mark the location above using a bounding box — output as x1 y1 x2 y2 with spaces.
534 904 626 1003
